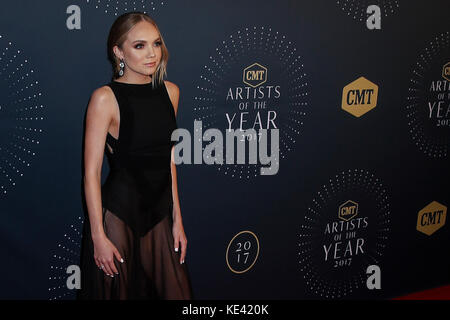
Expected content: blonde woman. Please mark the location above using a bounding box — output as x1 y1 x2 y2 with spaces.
78 12 193 299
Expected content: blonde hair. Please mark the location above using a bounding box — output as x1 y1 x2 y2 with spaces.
107 12 169 88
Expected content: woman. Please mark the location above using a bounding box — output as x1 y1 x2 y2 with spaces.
77 12 193 299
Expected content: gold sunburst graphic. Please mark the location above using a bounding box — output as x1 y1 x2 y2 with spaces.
406 31 450 158
193 26 310 179
336 0 400 22
298 169 390 299
85 0 166 16
0 34 46 197
48 215 84 300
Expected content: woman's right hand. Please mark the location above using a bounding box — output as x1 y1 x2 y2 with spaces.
92 234 124 277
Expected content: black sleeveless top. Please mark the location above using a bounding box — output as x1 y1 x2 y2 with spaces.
101 80 178 237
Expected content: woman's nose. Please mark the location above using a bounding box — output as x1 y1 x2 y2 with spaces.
147 46 155 57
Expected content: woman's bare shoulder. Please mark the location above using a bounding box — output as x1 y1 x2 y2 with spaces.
164 80 180 96
163 80 180 114
87 85 116 114
90 85 115 103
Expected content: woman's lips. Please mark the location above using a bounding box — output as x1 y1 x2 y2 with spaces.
145 62 156 67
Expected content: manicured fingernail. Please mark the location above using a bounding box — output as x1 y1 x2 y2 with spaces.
120 258 124 263
181 260 184 264
175 247 178 252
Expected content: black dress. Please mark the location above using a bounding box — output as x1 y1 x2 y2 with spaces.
77 79 193 300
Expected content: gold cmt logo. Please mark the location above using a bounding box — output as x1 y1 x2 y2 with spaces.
416 201 447 236
338 200 358 221
342 77 378 117
443 62 450 81
243 62 267 88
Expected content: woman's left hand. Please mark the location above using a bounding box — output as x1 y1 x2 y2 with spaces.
172 218 187 265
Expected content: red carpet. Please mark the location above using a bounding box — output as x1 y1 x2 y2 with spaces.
393 285 450 300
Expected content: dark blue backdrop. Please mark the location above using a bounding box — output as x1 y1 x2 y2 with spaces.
0 0 449 299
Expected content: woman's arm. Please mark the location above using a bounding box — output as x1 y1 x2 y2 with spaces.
84 86 114 240
165 80 182 222
165 80 187 264
83 86 123 276
170 152 183 224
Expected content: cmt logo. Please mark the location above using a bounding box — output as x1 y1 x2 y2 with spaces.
342 77 379 117
443 62 450 81
338 200 358 221
416 201 447 236
243 63 267 88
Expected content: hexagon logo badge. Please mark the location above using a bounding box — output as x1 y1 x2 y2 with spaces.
443 62 450 81
417 201 447 236
342 76 379 117
338 200 359 221
243 63 267 88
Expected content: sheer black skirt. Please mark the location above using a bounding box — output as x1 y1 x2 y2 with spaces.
77 208 193 300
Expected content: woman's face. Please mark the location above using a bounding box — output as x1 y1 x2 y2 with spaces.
114 21 162 79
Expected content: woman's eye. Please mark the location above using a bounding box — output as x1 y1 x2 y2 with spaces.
154 41 162 47
135 44 144 49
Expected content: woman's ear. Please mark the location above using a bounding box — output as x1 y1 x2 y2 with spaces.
113 45 123 60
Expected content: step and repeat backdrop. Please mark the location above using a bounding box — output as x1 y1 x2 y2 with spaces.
0 0 449 299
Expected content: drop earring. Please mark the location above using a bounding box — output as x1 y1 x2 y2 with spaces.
119 58 125 76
